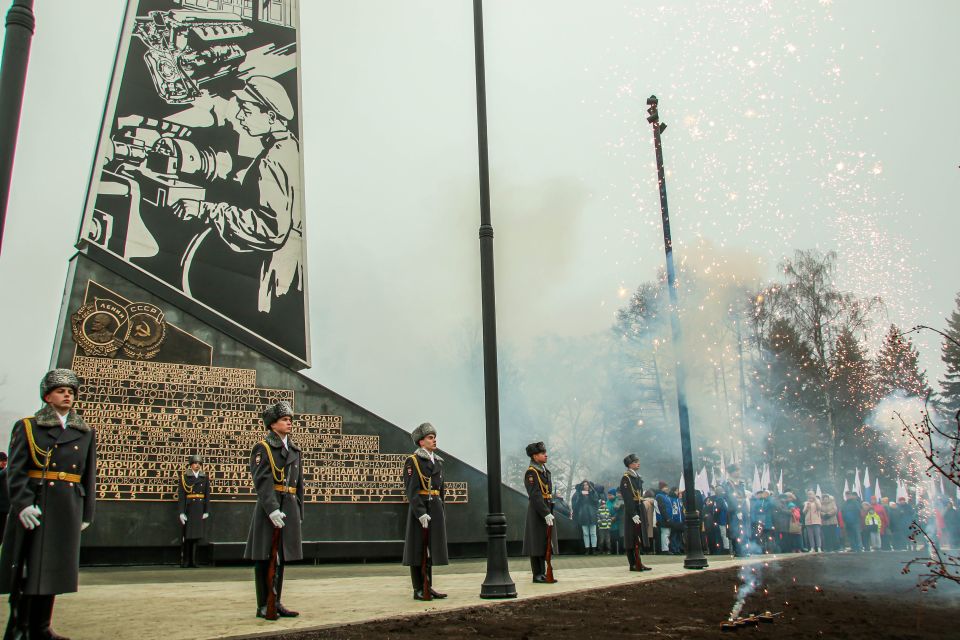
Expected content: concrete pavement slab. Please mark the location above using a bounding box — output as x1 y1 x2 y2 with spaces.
0 554 780 639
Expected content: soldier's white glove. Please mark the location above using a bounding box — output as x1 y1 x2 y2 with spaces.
632 515 641 525
81 522 90 531
179 514 187 525
202 513 209 520
544 514 555 526
19 505 41 530
269 509 286 528
419 514 431 529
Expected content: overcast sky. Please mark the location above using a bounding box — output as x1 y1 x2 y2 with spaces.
0 1 957 468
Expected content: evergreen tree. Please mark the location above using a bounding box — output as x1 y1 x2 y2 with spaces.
940 293 960 415
875 324 930 400
767 249 881 485
761 318 824 488
830 328 885 478
611 282 680 480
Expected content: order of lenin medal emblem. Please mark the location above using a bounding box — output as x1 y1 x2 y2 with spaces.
72 299 166 360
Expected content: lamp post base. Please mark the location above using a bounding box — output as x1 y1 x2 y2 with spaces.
479 512 517 599
683 510 709 569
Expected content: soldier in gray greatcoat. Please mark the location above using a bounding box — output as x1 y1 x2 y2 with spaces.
619 453 652 572
522 441 558 583
244 401 304 619
0 368 97 640
401 422 449 600
177 454 211 568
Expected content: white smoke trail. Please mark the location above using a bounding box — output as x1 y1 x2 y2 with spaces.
729 542 764 620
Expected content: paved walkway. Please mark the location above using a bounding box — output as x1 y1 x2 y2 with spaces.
2 553 782 639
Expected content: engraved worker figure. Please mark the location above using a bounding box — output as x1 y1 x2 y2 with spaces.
177 454 211 568
173 75 303 317
245 401 303 620
401 423 449 601
0 369 97 640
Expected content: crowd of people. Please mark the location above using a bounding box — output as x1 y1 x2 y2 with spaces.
563 463 960 557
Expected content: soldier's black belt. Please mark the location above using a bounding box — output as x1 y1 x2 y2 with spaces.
28 470 81 483
274 484 297 494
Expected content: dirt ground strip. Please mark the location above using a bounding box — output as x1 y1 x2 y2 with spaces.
273 552 960 640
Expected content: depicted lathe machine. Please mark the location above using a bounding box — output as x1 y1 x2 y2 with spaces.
134 10 253 104
87 115 235 289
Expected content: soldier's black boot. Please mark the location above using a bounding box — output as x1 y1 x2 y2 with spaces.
189 540 199 568
180 541 189 568
411 566 427 600
529 557 542 582
426 566 447 598
11 594 32 638
532 557 550 583
29 595 69 640
274 565 299 617
254 562 267 618
638 553 653 571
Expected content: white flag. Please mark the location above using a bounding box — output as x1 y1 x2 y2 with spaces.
854 469 862 498
816 484 822 498
752 466 762 493
720 452 726 480
761 464 771 491
863 467 871 489
679 470 685 494
777 469 784 495
697 466 710 497
874 478 881 501
896 479 908 502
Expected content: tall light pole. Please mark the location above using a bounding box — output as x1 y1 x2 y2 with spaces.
646 95 708 569
0 0 36 254
473 0 516 599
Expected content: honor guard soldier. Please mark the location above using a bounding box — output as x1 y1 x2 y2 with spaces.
0 369 97 640
244 401 303 620
721 463 749 557
402 423 449 600
523 442 558 583
620 454 652 572
0 452 9 540
178 454 211 568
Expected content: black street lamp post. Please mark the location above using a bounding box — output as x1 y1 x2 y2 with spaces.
0 0 36 254
646 95 708 569
473 0 517 599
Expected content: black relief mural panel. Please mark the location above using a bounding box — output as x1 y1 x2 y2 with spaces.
79 0 309 366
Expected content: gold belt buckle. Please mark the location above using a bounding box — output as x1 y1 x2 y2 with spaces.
57 471 66 480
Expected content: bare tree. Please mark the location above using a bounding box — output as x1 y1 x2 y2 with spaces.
897 398 960 589
897 325 960 589
764 249 882 486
